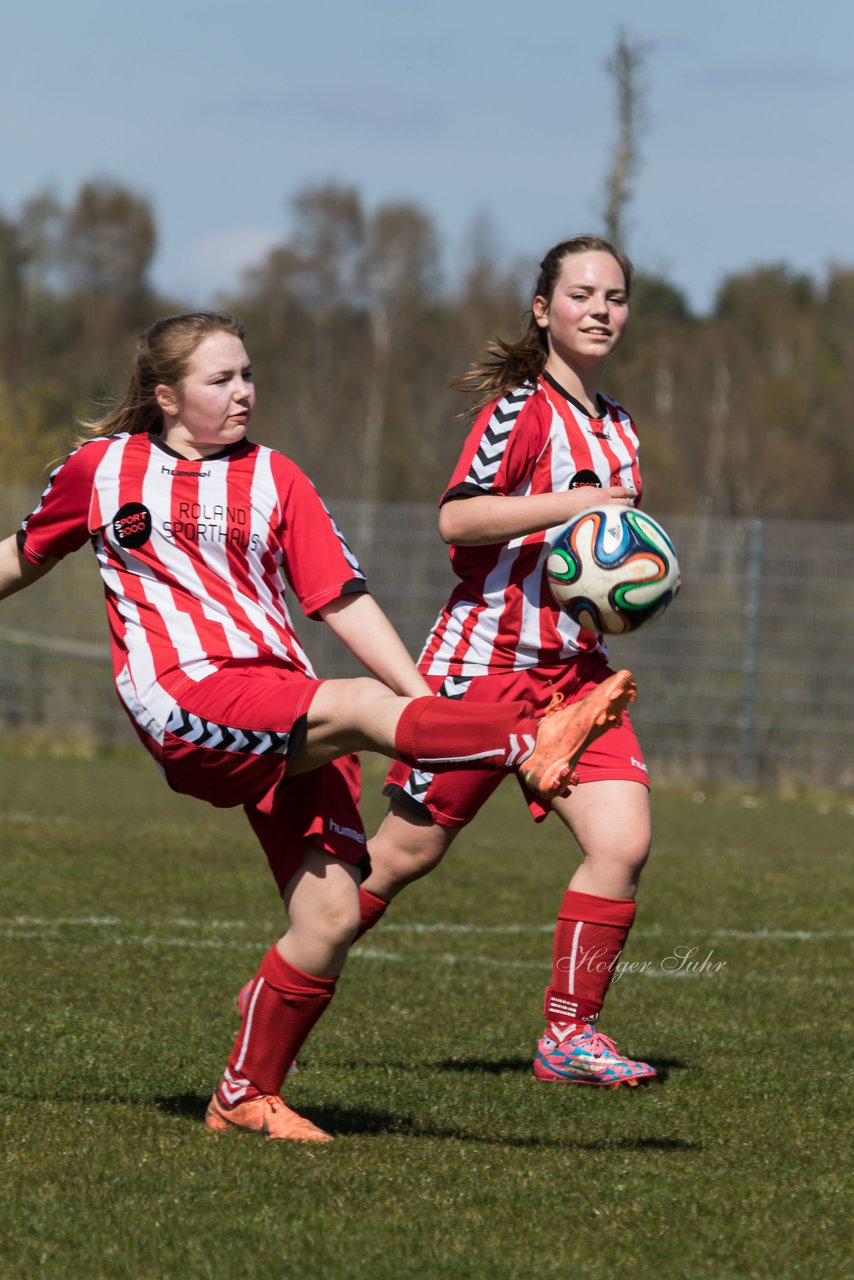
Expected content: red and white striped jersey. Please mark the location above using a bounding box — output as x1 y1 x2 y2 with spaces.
420 373 642 676
18 433 366 741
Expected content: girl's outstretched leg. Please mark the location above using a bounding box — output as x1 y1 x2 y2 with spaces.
295 670 637 802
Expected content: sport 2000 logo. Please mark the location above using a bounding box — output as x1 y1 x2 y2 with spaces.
112 502 152 549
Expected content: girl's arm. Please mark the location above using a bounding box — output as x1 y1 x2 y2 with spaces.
0 534 58 601
318 593 432 698
438 487 637 546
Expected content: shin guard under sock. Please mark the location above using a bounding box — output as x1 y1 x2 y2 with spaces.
353 887 390 942
394 696 535 771
544 890 636 1035
217 946 336 1104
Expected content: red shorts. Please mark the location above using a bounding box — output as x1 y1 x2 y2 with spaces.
245 755 366 896
384 653 648 830
153 660 366 894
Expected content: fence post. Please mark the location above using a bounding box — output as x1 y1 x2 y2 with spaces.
739 518 764 783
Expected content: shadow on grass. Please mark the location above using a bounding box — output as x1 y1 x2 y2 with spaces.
374 1055 688 1084
154 1092 209 1122
151 1093 700 1151
314 1108 701 1150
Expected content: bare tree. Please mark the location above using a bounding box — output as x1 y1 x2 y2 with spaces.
601 29 649 247
63 180 156 300
357 201 440 549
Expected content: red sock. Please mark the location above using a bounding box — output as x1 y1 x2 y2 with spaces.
354 887 390 942
217 946 336 1105
544 890 636 1038
394 696 536 771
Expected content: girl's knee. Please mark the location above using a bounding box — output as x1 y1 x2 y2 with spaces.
367 806 453 895
579 829 651 884
304 884 360 947
615 826 651 875
288 849 361 937
342 676 393 722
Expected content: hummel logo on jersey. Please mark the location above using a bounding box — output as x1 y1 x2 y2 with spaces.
161 465 211 477
112 502 152 549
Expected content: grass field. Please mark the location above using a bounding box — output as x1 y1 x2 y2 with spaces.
0 745 850 1280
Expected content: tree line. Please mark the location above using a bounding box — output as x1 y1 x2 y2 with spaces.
2 176 852 522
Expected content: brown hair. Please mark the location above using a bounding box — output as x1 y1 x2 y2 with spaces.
454 235 634 413
76 311 245 444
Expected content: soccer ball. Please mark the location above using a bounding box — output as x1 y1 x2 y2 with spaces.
546 506 680 635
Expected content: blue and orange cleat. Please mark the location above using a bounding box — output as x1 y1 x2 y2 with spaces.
534 1023 656 1087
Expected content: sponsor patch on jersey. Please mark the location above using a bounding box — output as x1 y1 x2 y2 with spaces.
568 470 603 489
112 502 153 549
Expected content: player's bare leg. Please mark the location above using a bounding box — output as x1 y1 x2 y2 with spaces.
290 670 637 804
289 678 406 772
353 675 638 946
552 778 651 899
364 802 458 900
278 847 362 977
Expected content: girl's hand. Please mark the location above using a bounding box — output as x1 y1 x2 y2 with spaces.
559 485 637 523
588 485 638 508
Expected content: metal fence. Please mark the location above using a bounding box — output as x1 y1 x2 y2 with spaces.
2 486 853 789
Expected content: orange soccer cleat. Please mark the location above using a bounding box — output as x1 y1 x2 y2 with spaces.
205 1092 332 1143
521 669 637 799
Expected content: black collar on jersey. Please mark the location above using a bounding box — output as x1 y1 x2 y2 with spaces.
542 372 606 420
147 433 254 462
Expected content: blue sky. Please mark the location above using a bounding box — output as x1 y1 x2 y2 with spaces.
2 0 849 313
